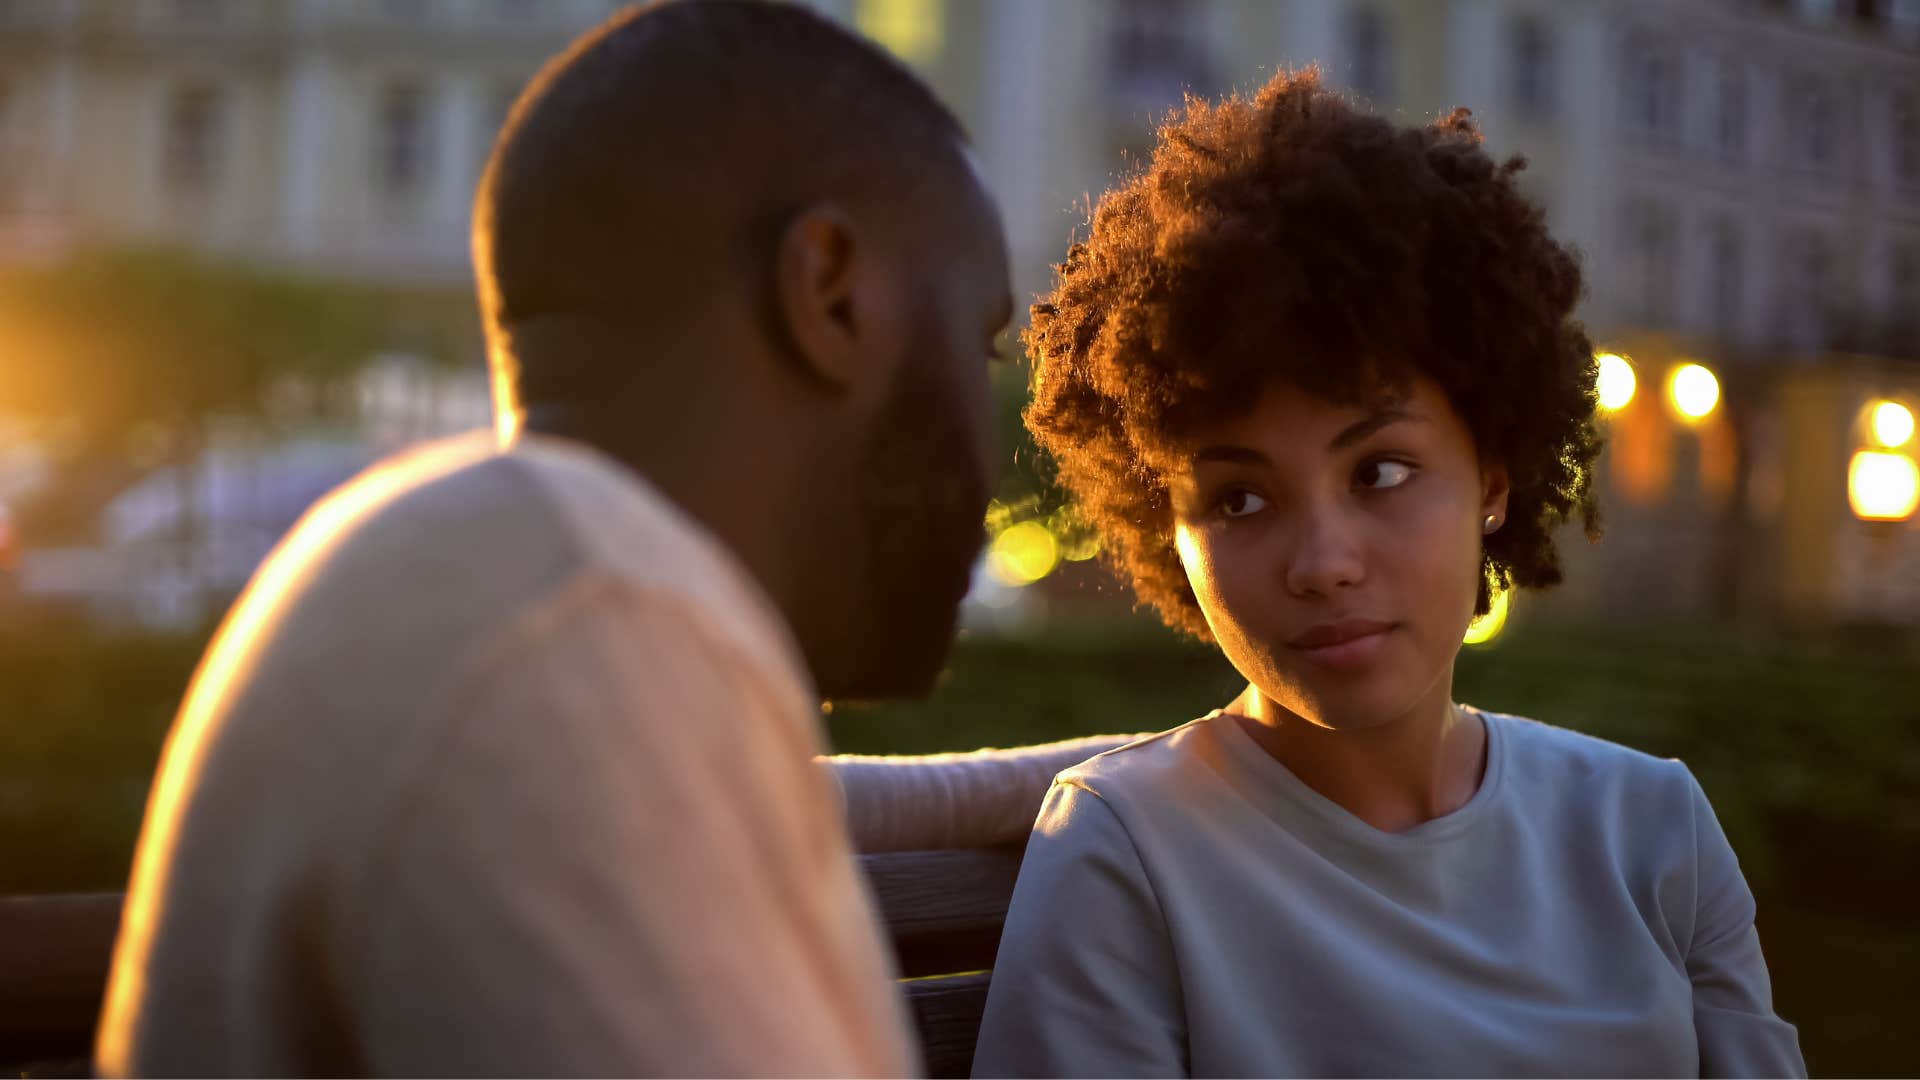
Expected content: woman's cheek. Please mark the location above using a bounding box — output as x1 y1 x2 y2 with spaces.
1386 492 1484 636
1176 521 1264 639
1173 521 1233 628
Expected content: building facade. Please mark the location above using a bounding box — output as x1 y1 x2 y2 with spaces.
0 0 613 279
4 0 1915 341
2 0 1916 626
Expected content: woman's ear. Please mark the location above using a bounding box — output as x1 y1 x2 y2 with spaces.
1480 461 1512 534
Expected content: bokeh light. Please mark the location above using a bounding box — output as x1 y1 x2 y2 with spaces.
1870 400 1915 449
1463 585 1512 646
855 0 945 64
1848 450 1920 522
1669 363 1720 422
987 521 1060 587
1047 508 1103 562
1596 353 1637 412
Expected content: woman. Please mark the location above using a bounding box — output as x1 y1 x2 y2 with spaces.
970 71 1804 1078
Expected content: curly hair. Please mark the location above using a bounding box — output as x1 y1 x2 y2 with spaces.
1024 69 1602 641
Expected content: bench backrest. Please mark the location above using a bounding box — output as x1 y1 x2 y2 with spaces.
0 846 1023 1079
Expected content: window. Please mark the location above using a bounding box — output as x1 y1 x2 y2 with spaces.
1108 0 1215 121
1346 6 1392 103
1894 89 1919 186
171 0 226 19
163 85 222 196
1890 243 1920 347
1620 196 1678 325
1789 78 1839 170
1709 218 1745 338
480 82 519 172
1715 60 1747 161
855 0 944 67
376 82 431 198
0 80 18 209
1893 0 1920 39
1509 17 1555 121
1621 31 1681 145
1780 232 1835 348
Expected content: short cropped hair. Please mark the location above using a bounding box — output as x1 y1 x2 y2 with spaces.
475 0 966 431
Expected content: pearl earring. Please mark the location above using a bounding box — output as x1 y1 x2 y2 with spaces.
1483 514 1500 534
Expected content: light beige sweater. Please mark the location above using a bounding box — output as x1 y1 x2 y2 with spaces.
98 433 945 1077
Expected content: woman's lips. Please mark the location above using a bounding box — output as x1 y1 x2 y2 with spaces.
1286 619 1396 669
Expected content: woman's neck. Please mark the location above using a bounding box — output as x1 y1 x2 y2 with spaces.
1228 680 1487 834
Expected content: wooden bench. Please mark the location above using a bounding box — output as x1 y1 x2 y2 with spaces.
0 845 1023 1078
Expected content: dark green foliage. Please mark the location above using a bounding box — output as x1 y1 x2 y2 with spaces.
0 246 391 450
0 614 207 894
2 613 1912 1073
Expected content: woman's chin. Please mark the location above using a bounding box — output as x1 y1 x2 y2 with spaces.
1257 672 1428 734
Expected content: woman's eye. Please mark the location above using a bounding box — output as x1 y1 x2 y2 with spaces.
1356 460 1413 490
1218 489 1269 518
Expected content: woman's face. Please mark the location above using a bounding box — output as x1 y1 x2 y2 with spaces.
1168 374 1508 732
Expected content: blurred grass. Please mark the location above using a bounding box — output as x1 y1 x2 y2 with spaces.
3 611 1916 1073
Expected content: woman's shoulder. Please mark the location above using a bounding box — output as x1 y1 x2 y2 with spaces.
1481 708 1700 815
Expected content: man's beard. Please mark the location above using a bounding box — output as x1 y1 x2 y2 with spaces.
839 351 990 700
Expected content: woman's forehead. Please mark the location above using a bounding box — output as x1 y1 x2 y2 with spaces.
1178 374 1431 443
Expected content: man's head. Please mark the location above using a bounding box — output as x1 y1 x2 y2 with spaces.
474 0 1011 700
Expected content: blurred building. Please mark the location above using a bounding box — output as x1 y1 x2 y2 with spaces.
5 0 1915 331
0 0 595 623
0 0 615 277
851 0 1920 630
2 0 1917 628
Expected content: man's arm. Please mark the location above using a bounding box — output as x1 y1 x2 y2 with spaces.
331 574 914 1077
827 734 1150 853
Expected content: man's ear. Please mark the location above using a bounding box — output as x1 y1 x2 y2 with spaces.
773 203 898 390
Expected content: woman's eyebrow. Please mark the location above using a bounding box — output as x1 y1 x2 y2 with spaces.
1328 408 1425 451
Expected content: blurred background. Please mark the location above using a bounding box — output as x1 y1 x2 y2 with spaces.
0 0 1916 1073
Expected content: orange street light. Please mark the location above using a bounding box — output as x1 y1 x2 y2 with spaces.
1668 363 1720 423
1596 353 1637 412
1849 450 1920 522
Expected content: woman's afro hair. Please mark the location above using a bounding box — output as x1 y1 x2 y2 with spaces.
1024 69 1602 640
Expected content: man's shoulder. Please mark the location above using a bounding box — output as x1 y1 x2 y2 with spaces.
502 436 804 674
304 433 803 679
324 431 729 587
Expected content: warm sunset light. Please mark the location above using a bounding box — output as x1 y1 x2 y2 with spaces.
1869 400 1915 449
1669 363 1720 422
1048 509 1103 562
987 521 1060 587
1848 450 1920 522
855 0 944 64
1596 353 1637 412
1057 531 1102 562
1463 586 1511 646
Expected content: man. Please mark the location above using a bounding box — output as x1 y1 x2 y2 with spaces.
97 2 1013 1074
